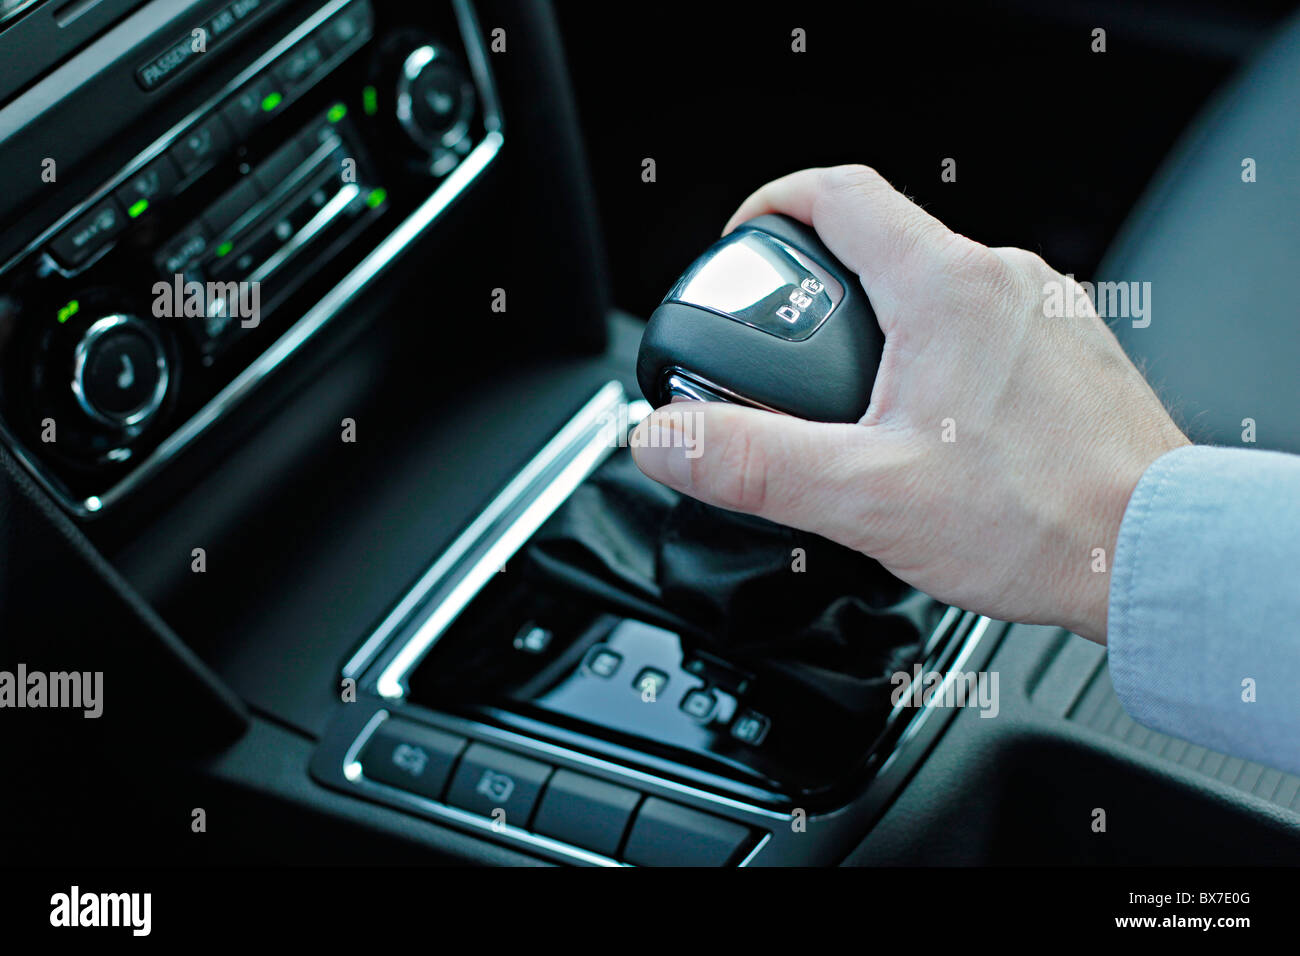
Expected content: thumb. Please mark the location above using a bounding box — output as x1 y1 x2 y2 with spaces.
629 402 876 544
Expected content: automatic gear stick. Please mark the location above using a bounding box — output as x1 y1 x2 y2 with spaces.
637 214 884 422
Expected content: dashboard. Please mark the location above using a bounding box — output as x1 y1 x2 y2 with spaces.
0 0 500 516
0 0 1297 893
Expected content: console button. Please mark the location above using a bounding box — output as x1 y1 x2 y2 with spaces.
72 316 168 428
316 1 371 55
396 46 476 152
136 0 276 90
201 177 262 236
274 39 325 91
730 710 770 746
156 224 209 274
681 688 717 720
585 647 622 678
114 157 181 220
204 0 270 45
221 77 276 138
207 227 279 281
298 120 342 156
136 34 203 91
622 798 753 867
512 624 553 654
633 667 668 698
48 198 127 268
532 770 640 859
170 115 233 176
444 743 552 827
359 718 466 801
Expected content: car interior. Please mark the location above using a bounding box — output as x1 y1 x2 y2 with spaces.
2 0 1300 872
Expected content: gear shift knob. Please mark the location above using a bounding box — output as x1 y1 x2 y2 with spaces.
637 214 884 422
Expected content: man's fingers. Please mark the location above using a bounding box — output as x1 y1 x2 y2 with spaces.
725 164 963 310
629 401 882 545
723 168 824 234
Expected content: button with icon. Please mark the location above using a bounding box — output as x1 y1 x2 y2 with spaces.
72 315 169 429
114 157 181 221
584 645 622 678
730 710 771 746
680 688 717 721
170 115 233 176
445 743 553 825
633 667 669 700
359 718 466 800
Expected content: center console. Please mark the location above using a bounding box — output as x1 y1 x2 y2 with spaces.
2 0 1006 867
310 381 1005 866
0 0 500 516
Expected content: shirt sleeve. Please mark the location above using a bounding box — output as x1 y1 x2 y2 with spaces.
1108 444 1300 776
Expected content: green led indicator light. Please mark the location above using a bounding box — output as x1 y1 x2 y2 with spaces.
327 102 347 123
261 91 283 112
127 198 149 218
362 85 378 116
366 187 387 209
216 241 233 257
56 299 80 324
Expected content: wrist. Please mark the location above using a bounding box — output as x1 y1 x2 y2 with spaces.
1055 429 1189 643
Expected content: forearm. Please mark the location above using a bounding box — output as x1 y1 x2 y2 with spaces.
1108 444 1300 776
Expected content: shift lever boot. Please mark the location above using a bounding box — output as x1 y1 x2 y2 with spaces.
524 451 932 715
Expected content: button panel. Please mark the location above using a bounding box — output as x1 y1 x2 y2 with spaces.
153 105 377 360
0 0 498 517
47 0 374 277
350 715 762 866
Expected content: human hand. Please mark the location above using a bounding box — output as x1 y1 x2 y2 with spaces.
630 165 1188 642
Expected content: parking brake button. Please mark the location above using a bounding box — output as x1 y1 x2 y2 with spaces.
444 743 552 827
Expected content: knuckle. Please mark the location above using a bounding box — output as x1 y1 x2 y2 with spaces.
1003 247 1051 275
814 164 886 212
936 235 1021 302
997 247 1055 292
820 163 887 194
938 233 999 275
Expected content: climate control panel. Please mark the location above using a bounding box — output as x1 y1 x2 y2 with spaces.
0 0 501 516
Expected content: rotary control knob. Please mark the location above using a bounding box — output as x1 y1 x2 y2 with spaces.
71 314 170 429
394 44 476 154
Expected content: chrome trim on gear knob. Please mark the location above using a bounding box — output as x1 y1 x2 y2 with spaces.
665 228 844 342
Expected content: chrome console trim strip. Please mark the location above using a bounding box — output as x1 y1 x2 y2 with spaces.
246 182 360 284
877 614 996 779
344 380 640 680
660 366 785 415
368 382 648 696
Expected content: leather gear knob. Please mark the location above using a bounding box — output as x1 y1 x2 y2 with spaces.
637 213 884 423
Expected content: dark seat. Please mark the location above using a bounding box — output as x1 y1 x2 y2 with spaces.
1099 10 1300 454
